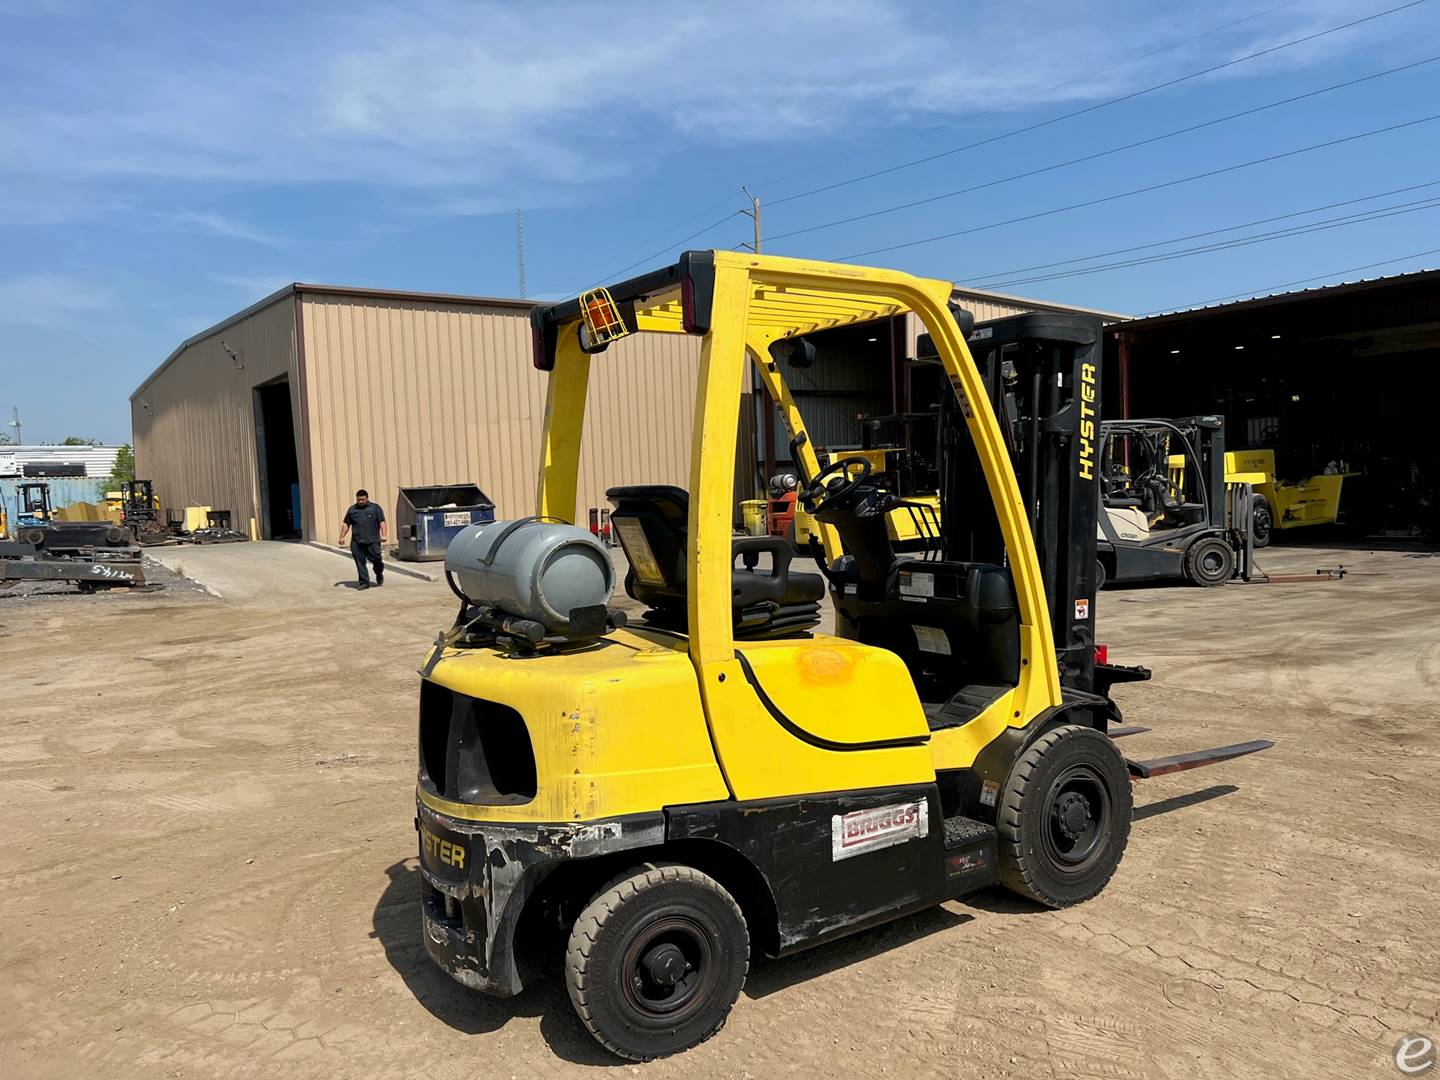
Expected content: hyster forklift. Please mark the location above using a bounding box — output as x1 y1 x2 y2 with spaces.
1096 416 1240 588
414 253 1271 1060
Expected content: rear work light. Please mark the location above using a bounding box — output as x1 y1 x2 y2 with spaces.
578 287 630 351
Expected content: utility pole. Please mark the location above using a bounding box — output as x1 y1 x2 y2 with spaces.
739 187 761 253
515 209 527 299
7 406 20 445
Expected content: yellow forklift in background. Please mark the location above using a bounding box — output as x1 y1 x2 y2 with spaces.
1226 448 1350 547
412 252 1271 1060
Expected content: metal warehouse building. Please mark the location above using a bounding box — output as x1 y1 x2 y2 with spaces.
1105 267 1440 536
131 275 1120 543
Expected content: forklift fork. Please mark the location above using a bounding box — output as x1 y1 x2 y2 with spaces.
1125 739 1275 779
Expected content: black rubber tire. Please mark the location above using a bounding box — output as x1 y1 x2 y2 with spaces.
20 528 45 546
566 862 749 1062
1250 494 1273 548
998 724 1132 907
1184 536 1234 587
1094 558 1108 592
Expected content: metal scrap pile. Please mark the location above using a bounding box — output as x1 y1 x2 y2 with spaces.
182 526 249 544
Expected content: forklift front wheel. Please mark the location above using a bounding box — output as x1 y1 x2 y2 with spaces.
997 724 1132 907
566 862 749 1061
1184 537 1235 587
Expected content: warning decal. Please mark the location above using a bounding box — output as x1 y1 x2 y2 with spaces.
614 518 665 585
831 800 929 861
898 570 935 597
913 624 951 655
1075 598 1090 620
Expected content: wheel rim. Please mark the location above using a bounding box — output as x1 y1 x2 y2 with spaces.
1042 764 1112 872
1199 546 1227 578
1253 506 1271 541
620 915 716 1019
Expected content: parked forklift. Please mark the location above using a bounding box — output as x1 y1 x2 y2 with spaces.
119 479 169 545
1097 416 1241 588
414 253 1271 1060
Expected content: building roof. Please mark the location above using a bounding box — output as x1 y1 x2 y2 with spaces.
131 282 537 400
951 283 1130 322
1114 266 1440 331
132 272 1129 401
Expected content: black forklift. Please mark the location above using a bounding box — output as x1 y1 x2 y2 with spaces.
120 479 170 546
1096 417 1239 588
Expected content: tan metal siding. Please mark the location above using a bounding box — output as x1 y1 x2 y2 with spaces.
131 296 298 531
299 296 699 535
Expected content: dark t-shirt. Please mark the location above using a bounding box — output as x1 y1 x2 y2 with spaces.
344 502 385 544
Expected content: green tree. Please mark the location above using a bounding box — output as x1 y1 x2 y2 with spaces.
97 443 135 497
62 435 102 445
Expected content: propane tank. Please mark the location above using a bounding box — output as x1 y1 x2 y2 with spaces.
445 518 614 633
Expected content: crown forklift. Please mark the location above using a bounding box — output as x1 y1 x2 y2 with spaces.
414 252 1272 1060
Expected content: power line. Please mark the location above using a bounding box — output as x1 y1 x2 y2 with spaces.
760 0 1304 192
555 191 748 293
589 205 749 285
768 0 1430 210
966 179 1440 284
834 111 1440 261
551 0 1309 291
768 53 1440 244
975 194 1440 290
1145 246 1440 314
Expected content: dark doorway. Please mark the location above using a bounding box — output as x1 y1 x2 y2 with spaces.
254 379 302 539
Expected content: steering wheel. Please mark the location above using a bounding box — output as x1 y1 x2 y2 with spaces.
802 456 873 512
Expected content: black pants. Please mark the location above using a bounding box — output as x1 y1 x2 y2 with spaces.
351 540 383 584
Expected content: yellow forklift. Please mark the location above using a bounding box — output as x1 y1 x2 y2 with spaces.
414 253 1270 1060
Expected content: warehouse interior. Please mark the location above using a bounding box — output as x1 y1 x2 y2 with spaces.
1108 269 1440 536
254 376 301 540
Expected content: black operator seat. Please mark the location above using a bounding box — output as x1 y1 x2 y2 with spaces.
605 486 823 638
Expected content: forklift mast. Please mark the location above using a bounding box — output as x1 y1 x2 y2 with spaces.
926 312 1103 694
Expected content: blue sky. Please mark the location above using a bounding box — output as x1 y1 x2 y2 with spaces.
2 0 1439 445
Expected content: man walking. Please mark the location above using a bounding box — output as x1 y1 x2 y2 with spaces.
339 489 386 589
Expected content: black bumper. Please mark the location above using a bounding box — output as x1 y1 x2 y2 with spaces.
415 799 665 996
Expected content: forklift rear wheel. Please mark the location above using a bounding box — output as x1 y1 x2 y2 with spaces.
1184 537 1234 587
1250 495 1273 548
566 862 749 1061
997 724 1132 907
1094 559 1107 592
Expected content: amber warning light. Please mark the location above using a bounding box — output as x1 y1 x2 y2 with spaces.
578 287 630 350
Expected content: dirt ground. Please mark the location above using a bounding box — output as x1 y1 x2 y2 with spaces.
1 539 1437 1079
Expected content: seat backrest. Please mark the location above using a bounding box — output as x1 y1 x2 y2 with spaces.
606 485 690 607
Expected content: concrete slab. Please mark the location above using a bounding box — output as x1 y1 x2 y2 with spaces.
146 540 444 605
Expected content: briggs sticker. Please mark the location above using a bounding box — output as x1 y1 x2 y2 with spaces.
831 800 929 861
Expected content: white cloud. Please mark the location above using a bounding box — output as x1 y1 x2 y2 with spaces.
0 273 114 326
0 0 1428 208
169 210 285 247
207 271 299 298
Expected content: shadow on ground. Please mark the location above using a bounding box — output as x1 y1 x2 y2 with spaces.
1133 784 1238 821
374 859 980 1063
371 859 624 1066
